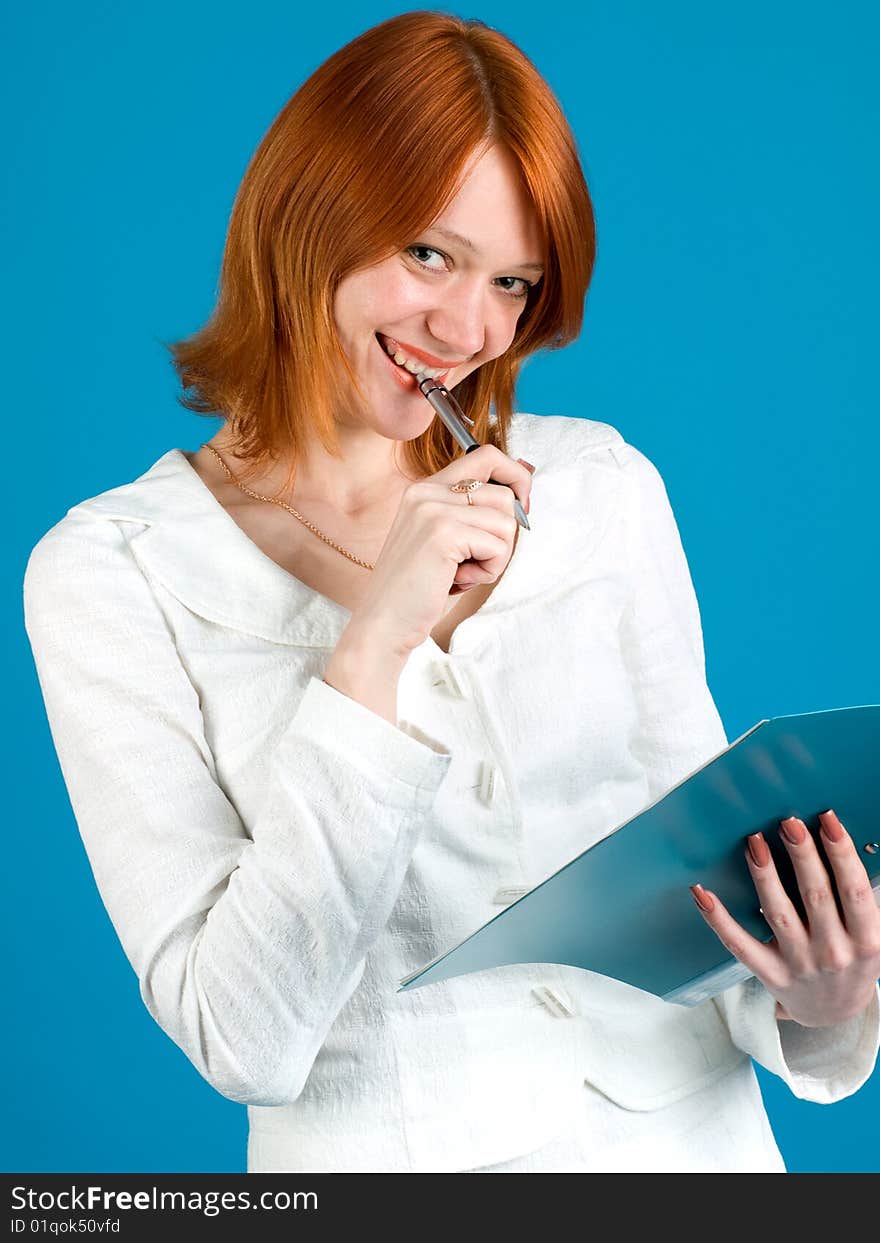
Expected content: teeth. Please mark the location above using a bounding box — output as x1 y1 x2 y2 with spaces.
400 356 443 378
379 335 446 379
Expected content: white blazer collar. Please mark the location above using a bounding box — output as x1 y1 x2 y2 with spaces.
65 418 618 649
68 449 351 647
65 445 533 650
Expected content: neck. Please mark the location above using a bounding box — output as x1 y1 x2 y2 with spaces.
213 423 419 520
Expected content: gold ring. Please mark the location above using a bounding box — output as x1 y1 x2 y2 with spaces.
449 478 484 506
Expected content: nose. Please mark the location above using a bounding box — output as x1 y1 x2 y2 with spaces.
425 280 487 362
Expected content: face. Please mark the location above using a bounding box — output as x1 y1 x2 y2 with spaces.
332 143 544 439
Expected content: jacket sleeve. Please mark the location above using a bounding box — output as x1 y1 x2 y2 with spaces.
23 514 452 1107
713 977 880 1103
612 440 880 1102
612 439 728 801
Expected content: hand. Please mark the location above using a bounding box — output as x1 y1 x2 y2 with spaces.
690 810 880 1028
349 445 534 657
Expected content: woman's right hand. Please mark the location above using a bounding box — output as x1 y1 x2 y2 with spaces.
348 445 534 658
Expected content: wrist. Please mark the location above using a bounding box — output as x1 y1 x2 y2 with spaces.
323 623 409 727
339 614 415 668
338 614 412 666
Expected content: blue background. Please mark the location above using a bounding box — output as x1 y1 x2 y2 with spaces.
5 1 878 1172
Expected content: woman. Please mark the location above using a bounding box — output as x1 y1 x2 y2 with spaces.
23 12 880 1173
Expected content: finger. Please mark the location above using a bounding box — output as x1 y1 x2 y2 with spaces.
816 810 880 955
689 884 788 992
439 445 532 513
434 476 521 523
778 816 851 955
450 553 499 591
743 832 812 972
447 505 517 584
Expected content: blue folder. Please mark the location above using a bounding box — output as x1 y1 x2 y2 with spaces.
397 705 880 1006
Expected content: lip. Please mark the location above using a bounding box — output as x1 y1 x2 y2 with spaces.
375 334 453 391
377 333 465 370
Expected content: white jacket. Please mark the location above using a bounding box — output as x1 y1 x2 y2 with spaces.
23 412 879 1173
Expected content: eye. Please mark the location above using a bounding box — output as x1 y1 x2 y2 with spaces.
405 244 447 270
494 275 534 300
405 244 536 300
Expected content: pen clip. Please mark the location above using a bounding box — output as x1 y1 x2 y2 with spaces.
440 385 475 428
423 379 475 428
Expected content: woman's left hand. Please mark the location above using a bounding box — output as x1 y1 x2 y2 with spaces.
690 809 880 1027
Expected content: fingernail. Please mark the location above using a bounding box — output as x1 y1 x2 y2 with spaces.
747 832 770 867
517 458 536 474
819 809 845 843
780 816 806 845
690 883 715 913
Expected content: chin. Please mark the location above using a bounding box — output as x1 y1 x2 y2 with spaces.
355 395 434 442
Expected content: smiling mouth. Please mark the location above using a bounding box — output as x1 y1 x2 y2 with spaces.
375 333 454 382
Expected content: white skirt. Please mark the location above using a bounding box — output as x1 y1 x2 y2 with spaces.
464 1061 787 1173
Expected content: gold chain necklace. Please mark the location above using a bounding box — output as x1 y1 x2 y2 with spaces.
202 442 375 571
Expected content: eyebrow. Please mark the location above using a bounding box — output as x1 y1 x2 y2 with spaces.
428 226 545 274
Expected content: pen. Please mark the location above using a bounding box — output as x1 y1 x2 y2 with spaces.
416 376 530 530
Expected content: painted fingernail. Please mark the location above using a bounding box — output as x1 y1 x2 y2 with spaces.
747 832 770 867
819 809 845 843
780 817 806 845
517 458 536 474
690 883 715 913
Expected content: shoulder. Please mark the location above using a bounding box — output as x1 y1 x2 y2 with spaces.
23 449 188 606
506 411 623 464
507 411 666 492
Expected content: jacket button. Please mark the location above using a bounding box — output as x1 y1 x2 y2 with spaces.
492 885 530 905
478 760 497 806
430 660 466 698
532 985 575 1017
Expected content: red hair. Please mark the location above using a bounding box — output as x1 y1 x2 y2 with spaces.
162 10 596 495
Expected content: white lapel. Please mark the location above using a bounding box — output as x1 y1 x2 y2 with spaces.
63 416 621 650
67 448 352 648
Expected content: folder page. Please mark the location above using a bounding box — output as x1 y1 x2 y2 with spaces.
398 705 880 1006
